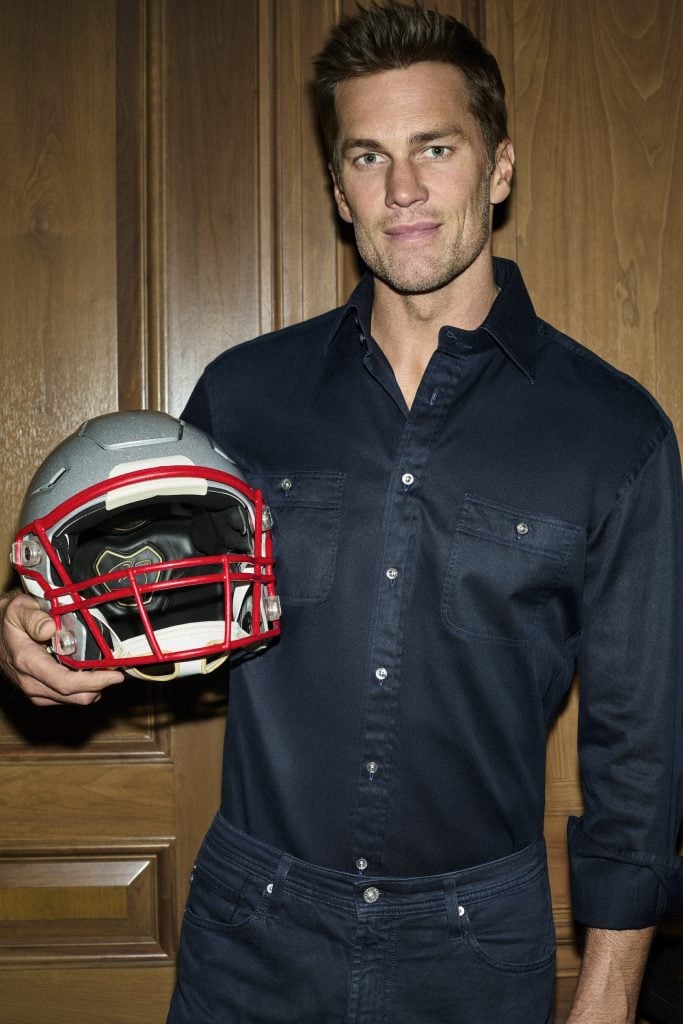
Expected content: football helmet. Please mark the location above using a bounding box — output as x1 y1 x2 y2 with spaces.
12 411 281 680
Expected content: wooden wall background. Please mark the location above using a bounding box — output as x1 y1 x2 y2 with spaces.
0 1 681 1020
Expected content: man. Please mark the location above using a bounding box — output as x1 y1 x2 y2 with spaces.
1 3 681 1022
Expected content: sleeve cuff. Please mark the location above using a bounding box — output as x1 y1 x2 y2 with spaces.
567 816 683 928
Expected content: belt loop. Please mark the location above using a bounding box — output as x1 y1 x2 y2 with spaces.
268 854 293 919
443 878 464 943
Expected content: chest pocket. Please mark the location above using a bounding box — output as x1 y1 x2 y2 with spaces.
254 471 345 605
441 495 583 645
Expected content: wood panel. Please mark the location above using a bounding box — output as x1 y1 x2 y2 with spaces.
1 764 175 839
0 843 174 962
0 0 119 586
0 677 169 759
0 10 222 1016
514 0 683 432
0 967 176 1024
269 0 340 328
162 0 262 412
163 0 342 415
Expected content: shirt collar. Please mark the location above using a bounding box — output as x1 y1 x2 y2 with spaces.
324 258 538 382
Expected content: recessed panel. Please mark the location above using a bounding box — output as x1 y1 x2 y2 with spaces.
0 844 175 963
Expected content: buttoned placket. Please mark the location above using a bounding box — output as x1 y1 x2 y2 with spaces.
350 332 471 874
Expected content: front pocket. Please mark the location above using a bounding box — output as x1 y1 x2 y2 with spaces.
463 864 556 973
442 495 583 645
254 471 345 604
185 858 268 934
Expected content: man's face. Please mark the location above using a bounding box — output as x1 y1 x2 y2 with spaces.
332 62 512 296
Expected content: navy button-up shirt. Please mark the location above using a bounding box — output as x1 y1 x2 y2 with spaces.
183 258 683 929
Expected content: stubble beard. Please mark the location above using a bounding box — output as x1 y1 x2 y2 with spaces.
352 179 492 297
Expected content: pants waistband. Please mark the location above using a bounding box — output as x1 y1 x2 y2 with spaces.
204 813 547 913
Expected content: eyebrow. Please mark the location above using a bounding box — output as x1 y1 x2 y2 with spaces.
341 123 467 156
408 124 467 146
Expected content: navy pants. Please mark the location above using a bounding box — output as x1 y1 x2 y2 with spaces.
167 813 555 1024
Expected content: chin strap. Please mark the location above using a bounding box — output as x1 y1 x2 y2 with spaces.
125 652 230 682
118 620 247 680
89 608 243 681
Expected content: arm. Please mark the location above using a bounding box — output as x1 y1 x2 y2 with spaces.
567 925 655 1024
0 590 124 706
567 424 682 1012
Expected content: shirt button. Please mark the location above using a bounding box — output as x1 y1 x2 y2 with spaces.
375 667 388 682
401 472 415 487
516 521 529 536
363 886 380 904
386 567 399 581
356 857 368 871
280 478 293 492
366 760 379 775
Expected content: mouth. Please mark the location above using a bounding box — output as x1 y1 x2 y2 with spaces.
384 221 441 243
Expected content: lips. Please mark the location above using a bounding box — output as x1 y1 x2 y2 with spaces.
384 221 440 241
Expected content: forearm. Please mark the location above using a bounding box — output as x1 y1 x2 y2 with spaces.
567 925 656 1024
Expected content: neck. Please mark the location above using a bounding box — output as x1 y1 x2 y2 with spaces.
370 256 499 409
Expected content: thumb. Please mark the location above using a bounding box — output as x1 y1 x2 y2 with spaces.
15 603 57 643
32 614 56 642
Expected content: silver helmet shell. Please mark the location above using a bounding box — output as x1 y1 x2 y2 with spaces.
12 411 281 680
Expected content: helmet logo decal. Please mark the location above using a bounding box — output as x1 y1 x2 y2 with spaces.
94 544 164 606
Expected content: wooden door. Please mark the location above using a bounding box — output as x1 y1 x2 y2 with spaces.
0 3 226 1020
0 2 340 1020
1 2 681 1021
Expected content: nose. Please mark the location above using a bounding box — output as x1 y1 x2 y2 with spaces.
385 158 427 208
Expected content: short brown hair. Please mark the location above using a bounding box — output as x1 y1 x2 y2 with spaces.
314 1 507 178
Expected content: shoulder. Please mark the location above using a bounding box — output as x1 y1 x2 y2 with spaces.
184 305 347 467
202 306 345 382
537 319 671 440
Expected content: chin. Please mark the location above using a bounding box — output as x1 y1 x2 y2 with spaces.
374 265 465 296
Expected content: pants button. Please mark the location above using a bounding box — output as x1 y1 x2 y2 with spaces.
363 886 380 904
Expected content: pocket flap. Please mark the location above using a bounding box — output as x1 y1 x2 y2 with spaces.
258 471 345 510
458 495 582 563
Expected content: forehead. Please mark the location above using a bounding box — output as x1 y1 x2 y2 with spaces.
335 62 481 146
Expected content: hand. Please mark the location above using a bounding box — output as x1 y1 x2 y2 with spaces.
0 591 124 706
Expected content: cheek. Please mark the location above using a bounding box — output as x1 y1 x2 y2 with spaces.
339 175 387 220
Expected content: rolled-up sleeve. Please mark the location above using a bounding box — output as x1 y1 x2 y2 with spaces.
569 421 683 928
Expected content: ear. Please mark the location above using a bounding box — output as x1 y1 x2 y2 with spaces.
489 140 515 206
330 163 353 224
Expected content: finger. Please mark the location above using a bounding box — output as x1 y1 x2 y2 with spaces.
10 635 124 703
16 664 124 705
15 647 125 696
27 688 105 704
6 596 56 644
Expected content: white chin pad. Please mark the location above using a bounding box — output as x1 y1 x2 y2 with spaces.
114 620 248 661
